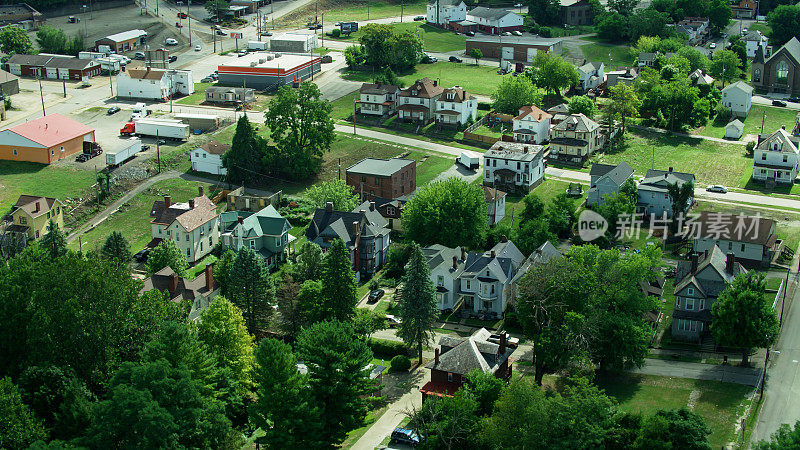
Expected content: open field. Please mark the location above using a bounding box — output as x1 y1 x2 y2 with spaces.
499 178 584 227
593 130 752 187
279 0 426 28
343 62 507 96
578 41 635 70
329 21 465 53
0 161 97 213
693 105 797 140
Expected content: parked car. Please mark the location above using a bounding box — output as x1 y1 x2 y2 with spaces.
386 314 402 328
367 289 385 303
391 428 421 446
194 44 202 51
134 51 146 60
706 184 728 193
133 248 151 263
788 97 800 103
216 29 226 35
502 31 512 36
165 37 178 45
709 42 716 49
107 106 121 115
773 100 788 107
201 76 214 82
421 53 437 63
141 144 151 151
487 331 520 349
465 30 475 36
414 15 425 21
168 55 178 63
320 54 333 63
449 56 463 63
308 23 322 30
237 50 248 57
75 153 90 162
211 73 219 80
260 31 272 36
512 30 522 36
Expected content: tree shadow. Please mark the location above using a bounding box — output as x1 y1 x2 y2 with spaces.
595 372 645 406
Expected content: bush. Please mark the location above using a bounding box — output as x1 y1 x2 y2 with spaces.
390 355 412 372
367 337 410 358
368 280 379 291
478 102 492 111
330 28 341 38
746 141 756 156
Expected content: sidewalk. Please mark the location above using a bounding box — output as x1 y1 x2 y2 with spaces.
630 358 762 386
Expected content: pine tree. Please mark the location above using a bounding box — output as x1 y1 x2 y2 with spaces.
196 296 255 395
228 247 274 334
397 243 438 363
320 239 358 321
213 249 236 296
41 219 66 259
101 231 132 263
222 116 265 185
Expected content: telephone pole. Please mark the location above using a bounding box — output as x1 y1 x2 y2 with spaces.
38 77 45 116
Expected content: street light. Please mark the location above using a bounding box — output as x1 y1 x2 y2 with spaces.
82 5 87 37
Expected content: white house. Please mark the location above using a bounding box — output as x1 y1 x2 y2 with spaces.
149 188 219 264
482 186 506 225
426 0 467 26
116 67 194 101
465 7 524 34
576 61 604 92
725 119 744 140
743 30 769 58
721 81 753 118
483 141 545 194
191 140 229 176
358 83 399 116
752 127 800 185
434 85 477 125
692 212 778 268
512 105 551 144
636 168 695 218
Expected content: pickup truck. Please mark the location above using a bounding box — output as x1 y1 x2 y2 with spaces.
487 331 520 349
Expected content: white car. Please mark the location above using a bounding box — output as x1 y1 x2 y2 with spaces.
512 30 522 36
709 42 717 49
194 45 201 51
706 184 728 193
165 38 178 45
385 314 402 328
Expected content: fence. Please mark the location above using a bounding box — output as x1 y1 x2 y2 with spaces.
462 131 499 146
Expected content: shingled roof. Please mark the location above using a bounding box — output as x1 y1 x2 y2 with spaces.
12 195 61 219
150 192 217 231
425 328 513 376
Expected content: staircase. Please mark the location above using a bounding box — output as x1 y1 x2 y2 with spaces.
700 335 716 353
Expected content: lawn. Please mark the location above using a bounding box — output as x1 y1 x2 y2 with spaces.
593 130 752 187
693 105 798 140
500 179 583 226
343 62 509 96
329 21 465 53
748 22 772 36
597 373 752 448
692 200 800 253
67 178 220 254
0 161 97 213
175 82 214 106
579 42 635 70
330 89 359 120
279 0 426 28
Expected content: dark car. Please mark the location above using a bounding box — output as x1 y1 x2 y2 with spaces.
367 289 384 303
421 54 437 63
75 153 90 162
260 31 272 36
216 29 226 35
414 15 425 21
772 100 788 107
789 97 800 103
141 144 151 151
308 23 322 30
168 55 178 63
133 248 151 263
449 56 463 63
391 428 421 446
466 30 475 36
107 106 121 115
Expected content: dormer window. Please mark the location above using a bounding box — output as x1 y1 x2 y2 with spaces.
447 93 454 100
412 89 418 95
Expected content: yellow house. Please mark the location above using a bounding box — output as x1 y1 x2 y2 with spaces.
9 195 64 240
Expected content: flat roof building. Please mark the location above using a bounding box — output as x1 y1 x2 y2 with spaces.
346 157 416 200
269 33 318 53
217 53 321 90
6 53 101 80
466 35 563 62
95 29 147 53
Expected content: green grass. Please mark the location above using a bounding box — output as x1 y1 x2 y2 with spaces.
67 178 220 253
329 21 465 53
500 179 585 226
187 254 218 280
594 130 751 187
597 373 751 448
175 82 214 106
765 277 783 291
330 89 359 120
579 42 635 70
748 22 772 36
415 153 453 186
343 62 509 96
693 200 800 253
280 0 426 28
0 161 97 214
693 105 798 140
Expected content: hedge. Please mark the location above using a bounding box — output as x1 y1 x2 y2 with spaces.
367 337 410 358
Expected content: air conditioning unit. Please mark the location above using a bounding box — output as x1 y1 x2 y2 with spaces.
274 53 281 58
266 54 274 61
250 62 257 67
259 58 266 64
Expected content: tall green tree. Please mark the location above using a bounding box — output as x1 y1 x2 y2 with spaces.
222 116 266 185
767 4 800 47
527 52 580 97
264 82 335 180
491 75 543 114
707 0 732 30
597 12 629 43
146 239 188 277
306 180 360 211
275 273 305 336
463 369 504 416
36 26 81 55
298 279 324 324
608 0 639 16
469 48 483 65
402 178 488 248
196 296 255 395
756 420 800 449
293 241 324 283
666 180 694 231
605 83 641 135
568 95 596 118
250 338 321 448
295 321 374 446
711 272 779 366
634 408 711 450
41 219 66 259
320 239 358 321
709 49 743 87
407 391 480 449
0 26 33 56
676 46 710 73
0 377 48 449
526 0 561 25
18 365 94 441
214 249 236 296
397 243 437 363
205 0 230 22
228 247 274 335
101 231 132 263
628 8 671 42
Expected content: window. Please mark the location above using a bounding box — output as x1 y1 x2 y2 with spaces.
784 155 788 163
12 149 16 155
249 240 255 249
686 298 695 311
200 242 203 251
386 206 395 215
187 249 191 257
275 237 281 246
687 287 694 295
18 216 26 225
676 297 682 308
447 373 453 382
203 153 207 158
466 280 471 290
437 275 444 286
186 234 190 241
36 230 39 238
777 61 789 84
728 242 732 250
754 68 761 82
762 153 767 160
51 149 54 155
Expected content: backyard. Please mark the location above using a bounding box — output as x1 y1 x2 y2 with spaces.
499 178 585 227
328 21 466 53
577 40 636 70
0 161 97 213
343 61 508 96
176 82 272 111
693 105 797 140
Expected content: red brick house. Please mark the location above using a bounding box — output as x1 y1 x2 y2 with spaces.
346 157 416 200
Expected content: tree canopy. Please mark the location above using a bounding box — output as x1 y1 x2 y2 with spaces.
526 52 580 97
227 247 274 335
0 26 33 56
491 72 543 114
101 231 132 263
146 239 188 277
306 180 360 211
768 4 800 47
397 243 438 362
222 116 266 185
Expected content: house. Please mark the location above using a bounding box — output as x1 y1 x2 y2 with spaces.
116 67 194 101
149 187 219 264
483 141 545 194
547 103 570 125
560 0 593 25
725 119 744 140
752 37 800 96
638 52 658 67
358 83 399 116
226 186 281 212
674 17 709 45
8 195 63 240
549 113 604 165
423 238 525 315
426 0 467 26
6 53 100 80
434 85 477 126
190 140 230 176
636 168 695 218
346 157 416 200
672 245 746 342
95 29 147 53
512 105 551 144
731 0 757 19
0 113 95 164
421 328 513 400
219 205 293 270
743 30 769 59
576 61 604 92
397 78 444 123
752 128 800 185
721 81 753 118
368 197 406 231
605 67 637 88
0 4 44 30
482 186 506 225
690 69 715 87
465 35 564 62
305 202 391 280
204 86 255 105
0 69 20 96
465 7 523 34
691 212 778 268
587 162 634 207
141 265 219 321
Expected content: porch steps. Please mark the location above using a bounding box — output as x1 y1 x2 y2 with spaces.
700 336 716 353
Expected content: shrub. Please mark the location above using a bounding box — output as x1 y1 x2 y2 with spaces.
746 141 756 156
478 101 492 111
367 337 410 358
390 355 412 372
330 28 341 38
368 280 380 291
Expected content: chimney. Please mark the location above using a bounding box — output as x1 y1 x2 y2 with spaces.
491 250 496 258
501 234 508 243
164 195 171 208
461 247 466 261
370 201 376 211
499 333 507 354
168 273 178 293
325 201 333 212
453 255 458 269
33 201 40 213
726 253 735 274
782 125 787 130
198 186 204 197
237 216 243 224
359 209 366 216
353 220 360 236
433 79 438 86
690 253 698 273
668 166 674 172
204 264 214 291
188 199 195 209
524 146 528 153
434 348 440 365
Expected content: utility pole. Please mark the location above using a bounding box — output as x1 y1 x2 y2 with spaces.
187 0 192 46
321 13 324 48
401 0 404 22
436 0 439 27
108 69 113 97
353 93 357 134
212 26 216 52
38 77 45 116
156 130 161 173
62 80 66 97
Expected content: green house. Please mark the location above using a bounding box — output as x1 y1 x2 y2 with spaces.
219 205 293 270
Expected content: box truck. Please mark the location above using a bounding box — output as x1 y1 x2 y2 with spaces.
106 138 143 166
457 152 480 170
248 41 268 51
120 119 189 140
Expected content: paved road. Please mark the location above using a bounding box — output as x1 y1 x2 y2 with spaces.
631 358 762 386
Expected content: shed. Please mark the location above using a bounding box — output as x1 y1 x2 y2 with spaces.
725 119 744 140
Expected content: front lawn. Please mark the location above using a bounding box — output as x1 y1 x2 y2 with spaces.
0 161 97 213
692 200 800 253
343 62 508 96
500 179 584 227
175 82 214 106
329 21 465 53
693 105 798 140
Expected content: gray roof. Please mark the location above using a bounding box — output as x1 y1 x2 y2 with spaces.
674 245 746 297
743 30 765 41
429 0 463 5
578 61 602 73
643 168 695 184
425 328 513 375
769 37 800 64
553 113 599 133
638 52 657 62
485 141 544 162
591 161 633 186
346 157 414 177
723 80 754 95
726 119 744 133
467 6 516 20
7 53 97 70
206 86 254 95
360 83 399 95
305 204 388 246
757 128 800 154
102 29 147 43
